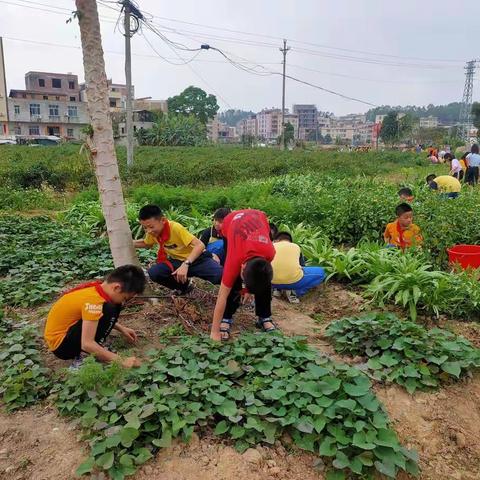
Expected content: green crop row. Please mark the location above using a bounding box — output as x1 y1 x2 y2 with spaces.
54 333 418 480
0 144 429 190
325 312 480 393
0 309 51 411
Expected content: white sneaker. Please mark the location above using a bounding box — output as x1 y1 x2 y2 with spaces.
69 352 88 371
285 290 300 304
272 288 281 298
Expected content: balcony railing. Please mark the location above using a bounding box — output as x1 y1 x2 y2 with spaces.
48 115 61 122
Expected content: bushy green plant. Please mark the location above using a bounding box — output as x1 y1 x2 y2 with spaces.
0 310 51 410
0 216 113 306
55 333 418 480
325 312 480 393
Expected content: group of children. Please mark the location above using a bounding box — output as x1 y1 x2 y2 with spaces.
44 206 326 365
46 141 476 367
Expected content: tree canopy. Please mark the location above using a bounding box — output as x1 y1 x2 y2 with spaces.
167 86 219 124
218 109 255 126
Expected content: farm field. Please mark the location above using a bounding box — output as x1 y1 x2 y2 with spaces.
0 146 479 480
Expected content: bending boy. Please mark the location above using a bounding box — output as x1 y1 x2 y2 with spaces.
44 265 146 368
134 205 223 293
210 209 276 341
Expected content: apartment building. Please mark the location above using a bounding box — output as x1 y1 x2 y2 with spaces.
257 108 298 141
292 104 317 139
237 114 257 137
80 79 134 113
6 70 88 139
8 90 88 139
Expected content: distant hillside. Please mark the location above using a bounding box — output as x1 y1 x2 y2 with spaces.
366 103 462 125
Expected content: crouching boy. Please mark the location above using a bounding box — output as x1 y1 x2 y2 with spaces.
44 265 146 368
271 232 325 303
210 209 276 341
134 205 223 294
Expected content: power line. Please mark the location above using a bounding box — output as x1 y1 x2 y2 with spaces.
2 0 463 70
125 10 466 64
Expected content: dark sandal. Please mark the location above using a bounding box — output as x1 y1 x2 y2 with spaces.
256 317 277 333
220 319 233 341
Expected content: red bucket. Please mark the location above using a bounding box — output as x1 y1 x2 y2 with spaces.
447 245 480 269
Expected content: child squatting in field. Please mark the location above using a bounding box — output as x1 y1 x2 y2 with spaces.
43 265 146 368
384 203 423 249
134 205 223 293
271 231 326 303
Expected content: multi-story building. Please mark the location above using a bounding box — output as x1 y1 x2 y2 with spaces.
338 113 366 124
133 97 167 114
419 116 439 129
257 108 298 141
237 115 258 138
24 71 81 101
292 104 317 139
207 116 238 143
118 110 157 138
8 89 88 139
80 79 134 113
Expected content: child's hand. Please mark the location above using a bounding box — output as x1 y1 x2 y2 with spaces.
242 293 254 305
121 327 137 344
122 356 141 368
173 263 189 283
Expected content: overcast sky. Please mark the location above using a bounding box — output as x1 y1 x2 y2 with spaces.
1 0 478 115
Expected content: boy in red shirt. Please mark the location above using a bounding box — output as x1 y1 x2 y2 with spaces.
210 209 276 341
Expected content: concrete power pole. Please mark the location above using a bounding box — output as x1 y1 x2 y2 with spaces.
123 1 134 167
280 39 290 150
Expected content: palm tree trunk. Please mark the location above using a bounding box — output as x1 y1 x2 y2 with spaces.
75 0 140 267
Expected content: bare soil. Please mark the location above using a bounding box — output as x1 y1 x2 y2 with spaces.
1 282 479 480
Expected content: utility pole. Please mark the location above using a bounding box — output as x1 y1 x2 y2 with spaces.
280 39 290 150
123 1 134 167
458 60 476 143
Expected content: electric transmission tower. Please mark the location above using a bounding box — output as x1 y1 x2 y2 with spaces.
458 60 476 142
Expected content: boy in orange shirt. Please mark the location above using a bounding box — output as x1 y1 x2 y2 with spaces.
384 203 423 249
44 265 146 368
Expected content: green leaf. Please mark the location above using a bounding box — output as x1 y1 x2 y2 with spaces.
206 391 225 405
374 459 397 478
96 451 114 470
376 428 399 448
342 378 371 397
217 399 238 417
153 428 172 448
134 447 153 465
214 420 229 435
325 470 346 480
262 388 286 400
441 361 461 378
352 431 376 450
230 425 246 439
319 436 337 456
75 457 95 475
120 427 140 448
332 451 350 469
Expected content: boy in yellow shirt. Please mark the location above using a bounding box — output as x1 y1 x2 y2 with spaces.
384 203 423 249
271 232 325 303
44 265 146 367
134 205 222 294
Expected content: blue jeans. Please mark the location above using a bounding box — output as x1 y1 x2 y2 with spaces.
206 240 226 264
148 253 223 292
272 267 326 296
440 192 459 199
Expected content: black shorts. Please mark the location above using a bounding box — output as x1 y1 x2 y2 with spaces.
52 303 121 360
